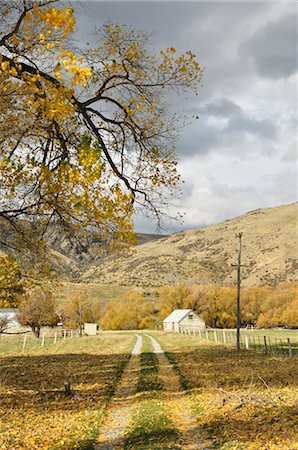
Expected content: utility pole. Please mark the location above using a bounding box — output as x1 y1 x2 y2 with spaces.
235 232 243 351
79 298 82 337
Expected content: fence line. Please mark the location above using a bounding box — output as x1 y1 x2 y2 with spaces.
1 327 80 352
178 327 297 357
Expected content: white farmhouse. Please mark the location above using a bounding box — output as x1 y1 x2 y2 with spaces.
163 309 206 333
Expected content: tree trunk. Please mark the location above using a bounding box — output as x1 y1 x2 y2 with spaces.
31 325 40 338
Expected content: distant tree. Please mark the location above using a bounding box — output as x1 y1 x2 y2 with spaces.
0 255 24 307
101 291 156 330
60 293 101 329
18 289 59 337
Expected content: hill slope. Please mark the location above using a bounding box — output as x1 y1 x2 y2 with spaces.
82 203 298 287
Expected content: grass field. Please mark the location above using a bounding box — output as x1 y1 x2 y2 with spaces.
0 330 297 449
0 332 135 449
55 282 131 306
156 331 298 449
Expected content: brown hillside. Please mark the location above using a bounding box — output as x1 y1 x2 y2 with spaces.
82 203 298 287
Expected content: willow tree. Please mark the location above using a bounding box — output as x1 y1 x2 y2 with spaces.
0 1 203 261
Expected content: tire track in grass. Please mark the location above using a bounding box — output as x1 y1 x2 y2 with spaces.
146 334 213 450
95 334 142 450
124 335 179 449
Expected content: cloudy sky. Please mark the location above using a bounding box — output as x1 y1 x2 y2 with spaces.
74 1 297 233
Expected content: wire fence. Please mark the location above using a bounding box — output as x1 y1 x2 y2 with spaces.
0 327 79 353
179 327 298 357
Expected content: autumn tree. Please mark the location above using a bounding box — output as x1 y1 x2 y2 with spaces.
101 291 157 330
0 255 24 307
18 288 59 337
0 1 203 261
159 282 298 329
60 292 101 329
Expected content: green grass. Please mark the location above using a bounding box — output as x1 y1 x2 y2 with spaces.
124 397 179 449
124 334 178 449
164 351 191 391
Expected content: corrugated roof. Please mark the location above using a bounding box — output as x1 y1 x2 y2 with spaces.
163 309 193 323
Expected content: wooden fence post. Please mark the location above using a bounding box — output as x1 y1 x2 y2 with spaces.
206 329 208 340
54 332 57 344
214 329 217 341
22 333 27 350
41 333 45 347
287 338 292 356
245 335 249 350
64 330 66 341
223 330 226 344
264 336 268 355
199 328 202 339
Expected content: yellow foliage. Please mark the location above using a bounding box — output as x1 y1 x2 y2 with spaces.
60 292 101 329
0 256 24 307
0 3 203 262
101 291 157 330
159 282 298 328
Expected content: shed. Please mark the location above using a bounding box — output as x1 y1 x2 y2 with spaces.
163 309 205 333
84 323 98 336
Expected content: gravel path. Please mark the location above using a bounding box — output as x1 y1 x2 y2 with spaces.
145 334 213 450
95 334 142 450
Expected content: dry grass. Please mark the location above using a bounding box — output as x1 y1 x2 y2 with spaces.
0 332 135 449
82 202 297 287
155 331 298 450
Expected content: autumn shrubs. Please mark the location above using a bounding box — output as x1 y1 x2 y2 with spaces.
100 291 158 330
101 281 297 330
158 282 298 329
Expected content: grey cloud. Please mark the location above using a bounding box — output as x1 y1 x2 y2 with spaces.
71 2 295 232
178 98 277 158
239 14 298 80
177 121 219 157
227 114 276 140
198 98 241 117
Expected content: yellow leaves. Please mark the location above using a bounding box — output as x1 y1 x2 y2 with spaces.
56 51 92 87
1 61 10 71
0 335 133 449
28 5 75 39
53 68 62 80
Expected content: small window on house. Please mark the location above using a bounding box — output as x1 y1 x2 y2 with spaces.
188 313 193 320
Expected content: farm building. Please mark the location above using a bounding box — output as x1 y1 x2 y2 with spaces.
163 309 206 333
84 323 98 336
0 308 19 327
